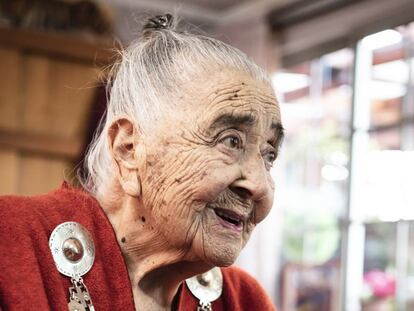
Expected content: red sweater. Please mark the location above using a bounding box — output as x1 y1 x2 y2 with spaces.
0 183 276 310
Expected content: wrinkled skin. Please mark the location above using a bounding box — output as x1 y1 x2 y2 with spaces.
105 68 283 310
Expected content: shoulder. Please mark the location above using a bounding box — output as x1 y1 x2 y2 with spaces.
220 266 276 311
0 192 49 236
0 182 96 229
0 182 101 254
0 183 114 310
0 185 74 309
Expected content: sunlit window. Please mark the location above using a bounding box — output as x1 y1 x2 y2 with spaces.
275 48 354 311
275 22 414 311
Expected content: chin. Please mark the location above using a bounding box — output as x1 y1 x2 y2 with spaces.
203 243 241 267
191 213 248 267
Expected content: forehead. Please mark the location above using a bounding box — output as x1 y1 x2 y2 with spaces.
182 68 281 127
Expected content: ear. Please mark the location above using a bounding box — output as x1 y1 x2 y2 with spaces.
108 117 141 197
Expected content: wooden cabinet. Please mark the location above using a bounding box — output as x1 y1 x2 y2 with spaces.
0 27 115 195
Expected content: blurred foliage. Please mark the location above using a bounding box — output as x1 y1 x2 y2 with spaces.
282 211 340 264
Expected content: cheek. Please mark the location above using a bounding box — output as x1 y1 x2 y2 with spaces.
142 149 236 215
192 165 240 202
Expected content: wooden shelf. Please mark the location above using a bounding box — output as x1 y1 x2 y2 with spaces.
0 129 82 160
0 26 119 65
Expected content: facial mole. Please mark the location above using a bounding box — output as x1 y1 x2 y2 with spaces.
141 216 146 222
175 177 181 183
121 237 126 243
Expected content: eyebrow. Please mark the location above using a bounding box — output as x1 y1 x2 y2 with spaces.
209 112 257 130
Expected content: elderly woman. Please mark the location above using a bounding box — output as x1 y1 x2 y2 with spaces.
0 14 283 311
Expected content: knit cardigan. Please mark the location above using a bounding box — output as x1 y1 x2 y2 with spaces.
0 183 276 311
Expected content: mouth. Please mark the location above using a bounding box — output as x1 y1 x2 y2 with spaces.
213 208 244 232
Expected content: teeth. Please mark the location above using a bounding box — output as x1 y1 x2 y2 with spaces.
215 209 241 225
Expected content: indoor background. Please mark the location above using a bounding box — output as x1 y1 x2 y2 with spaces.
0 0 413 310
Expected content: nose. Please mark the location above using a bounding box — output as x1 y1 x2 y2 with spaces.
229 158 270 202
229 156 275 224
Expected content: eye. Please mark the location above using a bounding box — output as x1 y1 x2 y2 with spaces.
263 150 277 167
219 134 242 149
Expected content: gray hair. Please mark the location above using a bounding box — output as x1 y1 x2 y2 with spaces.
81 14 271 199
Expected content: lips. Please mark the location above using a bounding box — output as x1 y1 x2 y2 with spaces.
213 208 245 231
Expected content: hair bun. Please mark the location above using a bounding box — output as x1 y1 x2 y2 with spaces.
143 13 174 36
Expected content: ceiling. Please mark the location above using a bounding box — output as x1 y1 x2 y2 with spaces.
99 0 297 26
99 0 367 46
174 0 251 11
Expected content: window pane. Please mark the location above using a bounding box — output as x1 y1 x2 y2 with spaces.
407 222 414 309
369 128 401 150
275 49 353 310
353 135 414 221
275 49 353 223
361 223 397 310
352 22 414 222
356 25 414 130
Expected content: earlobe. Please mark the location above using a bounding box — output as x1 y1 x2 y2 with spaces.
121 177 142 197
108 117 142 198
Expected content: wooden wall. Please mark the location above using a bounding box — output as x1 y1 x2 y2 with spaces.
0 27 114 195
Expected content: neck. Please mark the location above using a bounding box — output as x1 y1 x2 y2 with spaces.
103 195 212 310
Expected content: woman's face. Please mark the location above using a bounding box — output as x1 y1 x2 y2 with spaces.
139 69 283 266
